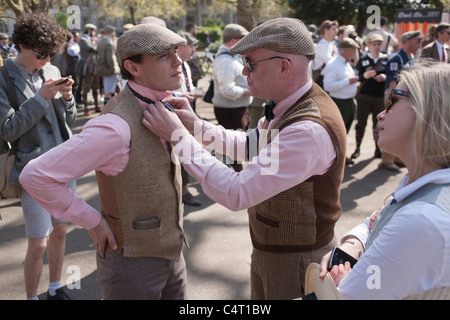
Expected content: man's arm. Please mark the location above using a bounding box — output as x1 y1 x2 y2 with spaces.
19 114 130 256
143 100 336 211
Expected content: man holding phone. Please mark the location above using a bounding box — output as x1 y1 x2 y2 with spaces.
0 12 77 300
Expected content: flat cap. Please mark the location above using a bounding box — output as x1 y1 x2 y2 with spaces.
123 23 134 31
178 31 199 45
230 18 315 60
401 30 422 44
338 37 360 49
117 23 186 61
367 33 384 43
0 33 8 39
223 24 249 39
139 16 166 27
103 25 116 34
84 23 97 30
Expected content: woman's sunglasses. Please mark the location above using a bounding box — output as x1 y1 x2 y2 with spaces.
32 49 57 60
386 89 410 112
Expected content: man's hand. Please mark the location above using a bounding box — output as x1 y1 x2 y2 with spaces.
88 216 117 258
165 96 202 134
142 99 191 143
38 77 74 100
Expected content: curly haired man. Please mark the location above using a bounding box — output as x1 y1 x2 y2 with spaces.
0 12 77 300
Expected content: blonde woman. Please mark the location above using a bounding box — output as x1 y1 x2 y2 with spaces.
319 61 450 299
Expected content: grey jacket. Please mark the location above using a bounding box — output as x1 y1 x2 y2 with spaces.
0 59 77 186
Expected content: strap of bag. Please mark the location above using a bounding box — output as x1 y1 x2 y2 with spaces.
0 66 19 111
0 66 19 152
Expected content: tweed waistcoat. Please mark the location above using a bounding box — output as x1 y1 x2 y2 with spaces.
248 83 347 252
95 86 186 260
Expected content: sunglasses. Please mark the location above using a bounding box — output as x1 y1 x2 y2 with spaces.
386 89 410 112
242 56 290 72
32 49 57 60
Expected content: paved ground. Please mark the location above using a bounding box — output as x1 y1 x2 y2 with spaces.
0 75 407 300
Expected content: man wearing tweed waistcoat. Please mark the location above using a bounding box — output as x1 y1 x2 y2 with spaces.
20 23 189 299
143 18 347 299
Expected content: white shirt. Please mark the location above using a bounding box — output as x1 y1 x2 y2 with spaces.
313 38 337 70
322 54 358 99
338 168 450 299
435 41 448 63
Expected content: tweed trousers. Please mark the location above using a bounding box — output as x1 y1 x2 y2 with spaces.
250 236 337 300
96 250 187 300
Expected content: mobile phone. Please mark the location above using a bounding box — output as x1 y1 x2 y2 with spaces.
55 77 69 86
328 247 358 270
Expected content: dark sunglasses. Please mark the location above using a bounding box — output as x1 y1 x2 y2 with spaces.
32 49 57 60
242 56 290 72
386 89 410 112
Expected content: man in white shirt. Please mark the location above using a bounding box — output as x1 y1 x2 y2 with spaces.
323 38 359 132
312 20 338 87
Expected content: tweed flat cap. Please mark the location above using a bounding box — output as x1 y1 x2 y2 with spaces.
338 37 360 49
178 31 199 45
117 23 186 61
230 18 315 60
401 30 422 44
223 24 249 39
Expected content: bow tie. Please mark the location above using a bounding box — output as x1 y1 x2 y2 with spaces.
128 84 174 112
264 100 276 121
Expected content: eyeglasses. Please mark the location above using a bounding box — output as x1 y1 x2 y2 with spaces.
32 49 56 60
242 56 290 72
386 89 410 112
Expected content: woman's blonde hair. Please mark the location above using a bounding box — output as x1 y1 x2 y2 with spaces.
398 60 450 171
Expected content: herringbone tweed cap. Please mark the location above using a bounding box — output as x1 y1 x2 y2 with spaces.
231 18 315 60
117 23 186 61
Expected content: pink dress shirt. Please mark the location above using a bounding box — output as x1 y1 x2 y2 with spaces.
19 82 171 230
173 79 337 211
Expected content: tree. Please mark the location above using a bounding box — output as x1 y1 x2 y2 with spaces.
5 0 56 16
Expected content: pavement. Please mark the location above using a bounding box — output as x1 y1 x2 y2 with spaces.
0 75 407 300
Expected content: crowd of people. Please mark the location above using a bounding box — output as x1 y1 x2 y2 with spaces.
0 11 449 301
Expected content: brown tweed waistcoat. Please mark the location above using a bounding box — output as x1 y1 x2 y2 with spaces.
95 86 186 260
248 83 347 252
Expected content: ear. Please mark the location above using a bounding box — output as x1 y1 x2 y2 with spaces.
123 59 140 78
279 59 291 79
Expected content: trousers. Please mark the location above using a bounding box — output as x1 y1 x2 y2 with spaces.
250 237 337 300
96 249 187 300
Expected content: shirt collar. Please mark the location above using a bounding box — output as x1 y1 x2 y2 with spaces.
271 78 313 120
393 168 450 202
128 81 172 109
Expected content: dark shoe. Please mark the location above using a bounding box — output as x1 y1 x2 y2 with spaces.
374 148 382 158
47 288 71 300
182 192 201 206
95 107 102 113
351 148 360 159
345 157 354 165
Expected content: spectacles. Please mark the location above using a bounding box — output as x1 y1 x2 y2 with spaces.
32 49 56 60
386 89 410 112
242 56 290 72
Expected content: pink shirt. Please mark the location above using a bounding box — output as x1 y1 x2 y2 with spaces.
173 79 336 211
19 82 171 230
